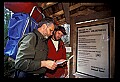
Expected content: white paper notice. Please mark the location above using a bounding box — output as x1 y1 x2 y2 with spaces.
76 24 109 78
66 47 72 52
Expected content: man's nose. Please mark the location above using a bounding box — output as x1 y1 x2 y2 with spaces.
50 32 53 35
59 35 62 38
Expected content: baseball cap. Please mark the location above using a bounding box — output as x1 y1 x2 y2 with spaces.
55 26 67 35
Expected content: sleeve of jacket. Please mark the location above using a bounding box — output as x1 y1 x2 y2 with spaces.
15 33 41 72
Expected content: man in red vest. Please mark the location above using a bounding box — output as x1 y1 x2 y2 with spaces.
45 26 68 78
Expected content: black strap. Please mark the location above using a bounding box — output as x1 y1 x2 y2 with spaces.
33 31 38 47
28 17 32 32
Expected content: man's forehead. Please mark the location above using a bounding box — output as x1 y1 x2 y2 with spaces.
57 30 64 35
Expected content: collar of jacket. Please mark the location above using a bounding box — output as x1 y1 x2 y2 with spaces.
49 38 63 49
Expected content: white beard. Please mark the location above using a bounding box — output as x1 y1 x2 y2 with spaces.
44 35 48 39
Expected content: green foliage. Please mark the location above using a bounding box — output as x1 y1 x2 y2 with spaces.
4 55 15 78
4 24 8 47
66 53 70 60
4 7 11 47
4 7 15 78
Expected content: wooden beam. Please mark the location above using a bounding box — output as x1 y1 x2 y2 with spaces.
43 3 106 25
62 3 70 24
70 8 96 17
44 3 104 16
42 2 58 10
56 10 111 25
54 18 65 25
74 10 112 23
70 3 104 11
69 16 75 78
70 3 81 11
50 10 64 17
79 3 104 6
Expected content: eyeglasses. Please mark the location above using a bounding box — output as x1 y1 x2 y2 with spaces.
46 24 54 33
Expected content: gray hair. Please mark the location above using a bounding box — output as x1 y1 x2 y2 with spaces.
38 17 55 28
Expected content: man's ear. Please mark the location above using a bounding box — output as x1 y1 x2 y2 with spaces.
42 24 47 30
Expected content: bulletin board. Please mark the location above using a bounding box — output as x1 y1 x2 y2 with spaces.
73 17 115 78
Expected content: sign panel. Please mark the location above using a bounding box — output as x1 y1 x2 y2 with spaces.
66 47 72 52
76 24 109 78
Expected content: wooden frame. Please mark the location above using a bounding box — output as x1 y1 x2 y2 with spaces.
72 17 115 78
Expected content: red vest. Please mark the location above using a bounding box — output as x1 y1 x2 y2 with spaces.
45 39 67 78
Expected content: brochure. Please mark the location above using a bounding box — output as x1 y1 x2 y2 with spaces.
56 60 68 65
